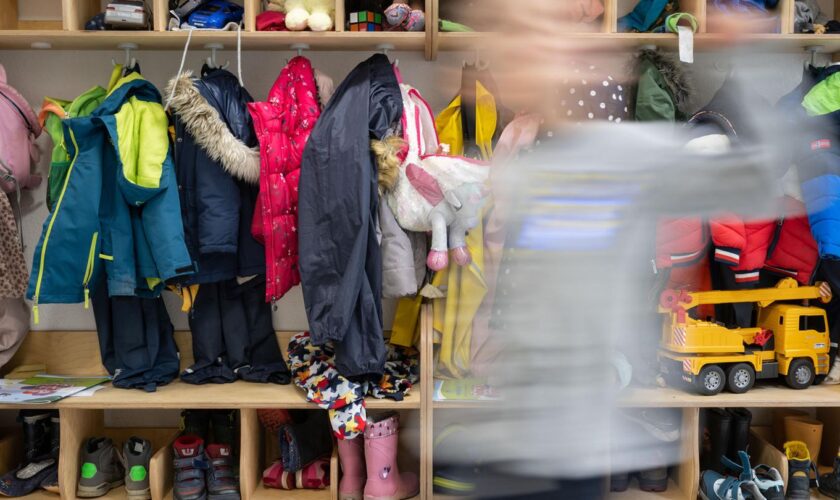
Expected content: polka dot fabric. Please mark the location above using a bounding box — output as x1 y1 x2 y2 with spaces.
247 56 322 303
555 62 629 126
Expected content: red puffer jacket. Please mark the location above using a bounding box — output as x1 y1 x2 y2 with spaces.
711 197 818 285
764 197 819 285
655 217 706 270
248 56 322 302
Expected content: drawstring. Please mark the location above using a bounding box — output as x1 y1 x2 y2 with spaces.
236 22 243 86
165 28 194 111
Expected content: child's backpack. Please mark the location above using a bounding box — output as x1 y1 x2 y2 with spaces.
0 64 41 194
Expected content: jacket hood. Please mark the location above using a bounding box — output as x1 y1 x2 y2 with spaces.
631 49 691 114
165 71 261 184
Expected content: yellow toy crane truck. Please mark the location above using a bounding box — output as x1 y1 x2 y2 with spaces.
658 278 832 396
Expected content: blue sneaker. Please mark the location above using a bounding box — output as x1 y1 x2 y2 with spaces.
699 470 766 500
0 458 57 497
722 451 783 500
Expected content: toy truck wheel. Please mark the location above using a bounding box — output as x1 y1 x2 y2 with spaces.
695 365 725 396
726 363 755 394
786 358 815 390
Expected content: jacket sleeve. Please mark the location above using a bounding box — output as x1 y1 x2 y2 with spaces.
635 64 676 122
710 214 746 267
110 98 194 282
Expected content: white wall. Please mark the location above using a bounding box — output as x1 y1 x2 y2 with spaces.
0 46 824 334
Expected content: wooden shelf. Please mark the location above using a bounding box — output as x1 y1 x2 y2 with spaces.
0 379 421 410
251 484 329 500
618 383 840 408
0 30 426 51
432 400 495 409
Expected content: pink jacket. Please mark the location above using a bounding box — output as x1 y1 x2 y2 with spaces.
248 56 322 302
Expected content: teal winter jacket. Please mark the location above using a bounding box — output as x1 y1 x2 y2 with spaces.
27 72 194 320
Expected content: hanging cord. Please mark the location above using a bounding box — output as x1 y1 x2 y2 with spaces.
165 28 194 111
236 22 244 86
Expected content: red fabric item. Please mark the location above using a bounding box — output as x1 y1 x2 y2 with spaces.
173 435 203 458
655 216 706 270
257 11 288 31
711 213 776 281
248 56 322 302
764 197 819 285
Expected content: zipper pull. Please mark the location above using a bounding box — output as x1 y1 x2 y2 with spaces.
84 288 90 309
32 302 39 324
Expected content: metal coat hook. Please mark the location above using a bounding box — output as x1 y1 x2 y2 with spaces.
112 42 139 69
805 45 825 69
467 48 490 71
205 43 230 70
638 43 657 52
289 43 310 62
377 43 398 68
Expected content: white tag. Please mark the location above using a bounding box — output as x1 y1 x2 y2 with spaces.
678 26 694 64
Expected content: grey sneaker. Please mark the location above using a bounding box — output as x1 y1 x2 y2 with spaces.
124 437 152 500
77 437 124 498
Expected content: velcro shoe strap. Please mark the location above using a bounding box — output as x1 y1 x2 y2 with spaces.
176 468 205 483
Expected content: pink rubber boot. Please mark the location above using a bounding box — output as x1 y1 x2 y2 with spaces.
337 437 366 500
363 414 419 500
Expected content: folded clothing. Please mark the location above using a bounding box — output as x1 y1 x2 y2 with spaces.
618 0 678 32
257 11 287 31
278 411 333 472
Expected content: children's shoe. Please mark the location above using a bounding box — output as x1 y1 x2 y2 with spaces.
432 466 479 496
699 470 766 500
210 411 236 447
784 441 816 500
825 356 840 385
721 450 783 500
263 460 295 490
39 466 59 494
337 436 365 500
0 458 57 497
609 472 629 492
296 456 330 489
206 443 239 500
123 437 152 500
363 413 419 500
18 410 53 464
77 437 125 498
638 468 668 492
819 448 840 499
173 435 208 500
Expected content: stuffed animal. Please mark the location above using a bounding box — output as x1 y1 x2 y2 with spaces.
283 0 334 31
384 0 425 31
373 84 490 271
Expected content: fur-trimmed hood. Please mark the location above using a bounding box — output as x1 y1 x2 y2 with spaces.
165 70 261 184
630 48 692 114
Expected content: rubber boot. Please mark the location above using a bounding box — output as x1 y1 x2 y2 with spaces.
18 410 53 463
338 437 366 500
727 408 752 463
785 441 814 500
703 408 732 474
363 413 419 500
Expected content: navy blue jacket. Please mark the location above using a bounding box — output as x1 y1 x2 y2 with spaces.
169 67 265 284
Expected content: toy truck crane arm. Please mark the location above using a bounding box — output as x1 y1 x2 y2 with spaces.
659 278 831 315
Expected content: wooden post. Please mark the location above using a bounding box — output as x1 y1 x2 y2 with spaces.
153 0 169 31
244 0 259 32
334 0 344 32
420 303 434 499
62 0 102 31
59 409 105 499
425 0 435 60
0 0 18 30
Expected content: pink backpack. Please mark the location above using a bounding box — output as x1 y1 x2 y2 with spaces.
0 64 41 194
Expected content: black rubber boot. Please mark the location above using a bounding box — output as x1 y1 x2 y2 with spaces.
727 408 752 463
210 410 237 447
49 413 60 459
819 450 840 499
18 410 53 464
181 410 210 441
703 408 732 474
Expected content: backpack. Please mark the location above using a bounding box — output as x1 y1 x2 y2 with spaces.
0 64 41 194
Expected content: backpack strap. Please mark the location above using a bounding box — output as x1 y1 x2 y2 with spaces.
400 84 439 160
0 64 41 138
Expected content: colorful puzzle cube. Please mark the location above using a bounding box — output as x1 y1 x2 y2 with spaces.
349 10 382 31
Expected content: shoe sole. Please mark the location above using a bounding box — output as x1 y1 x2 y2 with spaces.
127 487 151 500
208 493 240 500
818 486 840 498
364 489 421 500
77 479 124 498
340 494 363 500
699 489 711 500
41 485 60 495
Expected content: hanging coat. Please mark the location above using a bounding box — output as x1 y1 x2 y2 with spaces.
247 56 322 303
27 72 194 319
166 67 265 284
299 54 403 379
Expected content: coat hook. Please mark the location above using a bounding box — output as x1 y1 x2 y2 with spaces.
113 42 139 69
205 43 228 69
290 43 310 58
805 45 825 69
376 43 398 67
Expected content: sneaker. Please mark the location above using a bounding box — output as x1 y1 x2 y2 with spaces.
609 472 629 492
819 448 840 498
0 458 58 497
296 456 330 489
721 450 783 500
173 435 208 500
699 470 767 500
784 441 817 500
181 411 210 442
77 437 125 498
263 460 294 490
39 466 59 494
825 356 840 385
123 437 152 500
206 444 239 500
638 467 668 492
622 409 681 442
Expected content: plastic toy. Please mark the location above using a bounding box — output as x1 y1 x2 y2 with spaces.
186 0 243 29
349 10 382 31
658 278 832 395
383 0 424 31
284 0 335 31
104 1 149 29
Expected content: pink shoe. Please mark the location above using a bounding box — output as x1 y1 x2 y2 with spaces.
296 456 330 489
363 413 419 500
263 460 295 490
338 437 366 500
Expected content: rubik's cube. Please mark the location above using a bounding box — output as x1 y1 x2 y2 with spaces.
349 11 382 31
